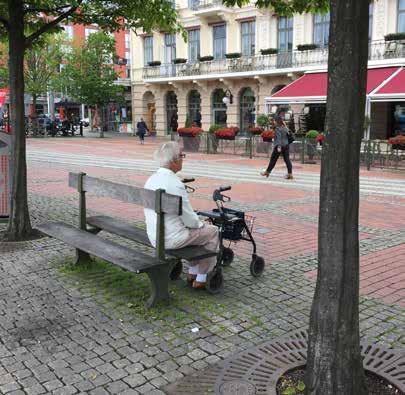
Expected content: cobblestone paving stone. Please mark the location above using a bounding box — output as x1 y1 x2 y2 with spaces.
0 191 404 394
0 137 404 393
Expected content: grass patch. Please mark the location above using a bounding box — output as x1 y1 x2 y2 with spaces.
56 256 249 332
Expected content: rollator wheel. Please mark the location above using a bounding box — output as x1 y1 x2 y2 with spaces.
250 256 265 278
206 269 224 294
221 247 234 267
169 260 183 281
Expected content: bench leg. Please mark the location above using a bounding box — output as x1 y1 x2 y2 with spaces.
145 264 171 308
75 249 92 265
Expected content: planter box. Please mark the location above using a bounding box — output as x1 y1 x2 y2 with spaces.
217 136 235 141
181 135 201 152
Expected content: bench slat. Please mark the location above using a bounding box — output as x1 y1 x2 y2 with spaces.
69 173 182 215
37 222 163 273
87 215 218 261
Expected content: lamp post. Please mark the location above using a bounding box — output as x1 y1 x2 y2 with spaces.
222 89 233 105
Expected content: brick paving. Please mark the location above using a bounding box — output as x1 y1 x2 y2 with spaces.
0 135 403 394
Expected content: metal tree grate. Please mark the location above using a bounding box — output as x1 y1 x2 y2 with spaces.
165 329 405 395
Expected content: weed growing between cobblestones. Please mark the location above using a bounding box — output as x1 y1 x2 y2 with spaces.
55 257 264 333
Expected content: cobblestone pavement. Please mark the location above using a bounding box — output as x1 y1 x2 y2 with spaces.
0 135 403 394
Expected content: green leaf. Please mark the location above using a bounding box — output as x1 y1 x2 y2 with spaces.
282 387 297 395
297 381 306 391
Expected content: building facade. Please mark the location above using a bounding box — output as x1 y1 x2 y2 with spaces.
51 23 132 127
131 0 405 139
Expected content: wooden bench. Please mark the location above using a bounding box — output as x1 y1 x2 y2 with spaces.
37 172 217 308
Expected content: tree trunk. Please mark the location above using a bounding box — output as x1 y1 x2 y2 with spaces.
306 1 369 394
4 0 33 241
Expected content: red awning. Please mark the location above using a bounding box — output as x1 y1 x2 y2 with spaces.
371 68 405 101
269 67 399 104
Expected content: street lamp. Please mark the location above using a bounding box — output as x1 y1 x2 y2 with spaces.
222 89 233 105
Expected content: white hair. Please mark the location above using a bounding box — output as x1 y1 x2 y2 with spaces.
154 141 181 168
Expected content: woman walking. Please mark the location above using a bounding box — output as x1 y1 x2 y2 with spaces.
261 115 293 179
136 118 149 144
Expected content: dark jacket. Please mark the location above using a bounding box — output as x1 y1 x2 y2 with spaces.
137 121 148 135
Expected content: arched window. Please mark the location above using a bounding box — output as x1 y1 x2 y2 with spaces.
239 87 255 134
212 89 227 126
188 90 201 127
166 91 178 133
271 84 286 95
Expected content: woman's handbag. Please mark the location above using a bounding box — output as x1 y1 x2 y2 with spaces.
287 130 295 144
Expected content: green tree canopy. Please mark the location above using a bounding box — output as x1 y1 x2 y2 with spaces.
60 31 124 109
0 0 182 241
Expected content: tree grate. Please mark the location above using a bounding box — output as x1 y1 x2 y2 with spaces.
165 329 405 395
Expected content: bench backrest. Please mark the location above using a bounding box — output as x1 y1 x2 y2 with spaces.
69 172 182 260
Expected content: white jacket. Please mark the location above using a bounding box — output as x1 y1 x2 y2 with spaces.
144 168 203 249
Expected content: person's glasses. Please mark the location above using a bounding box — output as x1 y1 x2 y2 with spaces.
179 153 186 159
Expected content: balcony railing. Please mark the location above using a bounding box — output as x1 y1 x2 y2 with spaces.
140 40 405 81
190 0 222 11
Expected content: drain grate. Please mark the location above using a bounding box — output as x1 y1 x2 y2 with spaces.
166 329 405 395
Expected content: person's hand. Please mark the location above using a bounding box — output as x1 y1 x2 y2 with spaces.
277 146 282 153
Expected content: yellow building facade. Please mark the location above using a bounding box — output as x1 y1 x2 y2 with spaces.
131 0 405 138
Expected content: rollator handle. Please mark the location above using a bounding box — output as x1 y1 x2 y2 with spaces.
219 185 231 192
182 177 195 183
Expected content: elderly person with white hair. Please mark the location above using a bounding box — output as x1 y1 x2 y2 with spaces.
144 141 219 289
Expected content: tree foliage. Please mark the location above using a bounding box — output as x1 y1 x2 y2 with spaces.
0 1 183 46
59 32 124 108
25 34 64 105
0 41 8 88
0 0 181 241
222 0 329 15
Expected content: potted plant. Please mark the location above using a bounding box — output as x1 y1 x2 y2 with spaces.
261 130 275 142
225 52 242 59
198 55 214 62
177 127 203 152
147 60 161 67
305 130 319 160
384 32 405 41
316 132 325 145
248 127 263 136
215 126 239 140
297 44 318 51
256 114 271 130
173 58 187 64
388 134 405 150
207 124 221 153
260 48 278 55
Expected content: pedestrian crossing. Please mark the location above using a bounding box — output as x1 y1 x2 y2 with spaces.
27 150 405 197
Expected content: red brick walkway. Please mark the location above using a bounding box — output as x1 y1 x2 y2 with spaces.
27 135 405 308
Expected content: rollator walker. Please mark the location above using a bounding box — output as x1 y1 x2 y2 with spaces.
183 179 266 294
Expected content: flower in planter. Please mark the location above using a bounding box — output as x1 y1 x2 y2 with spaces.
261 130 275 141
215 126 240 139
177 127 203 137
388 135 405 145
297 44 318 51
316 133 325 143
173 58 187 64
198 55 214 62
384 33 405 41
225 52 242 59
147 60 161 67
249 127 263 135
260 48 278 55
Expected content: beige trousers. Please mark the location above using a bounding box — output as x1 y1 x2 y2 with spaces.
175 224 219 282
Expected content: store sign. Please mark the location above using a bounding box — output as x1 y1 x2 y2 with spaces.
0 88 8 109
